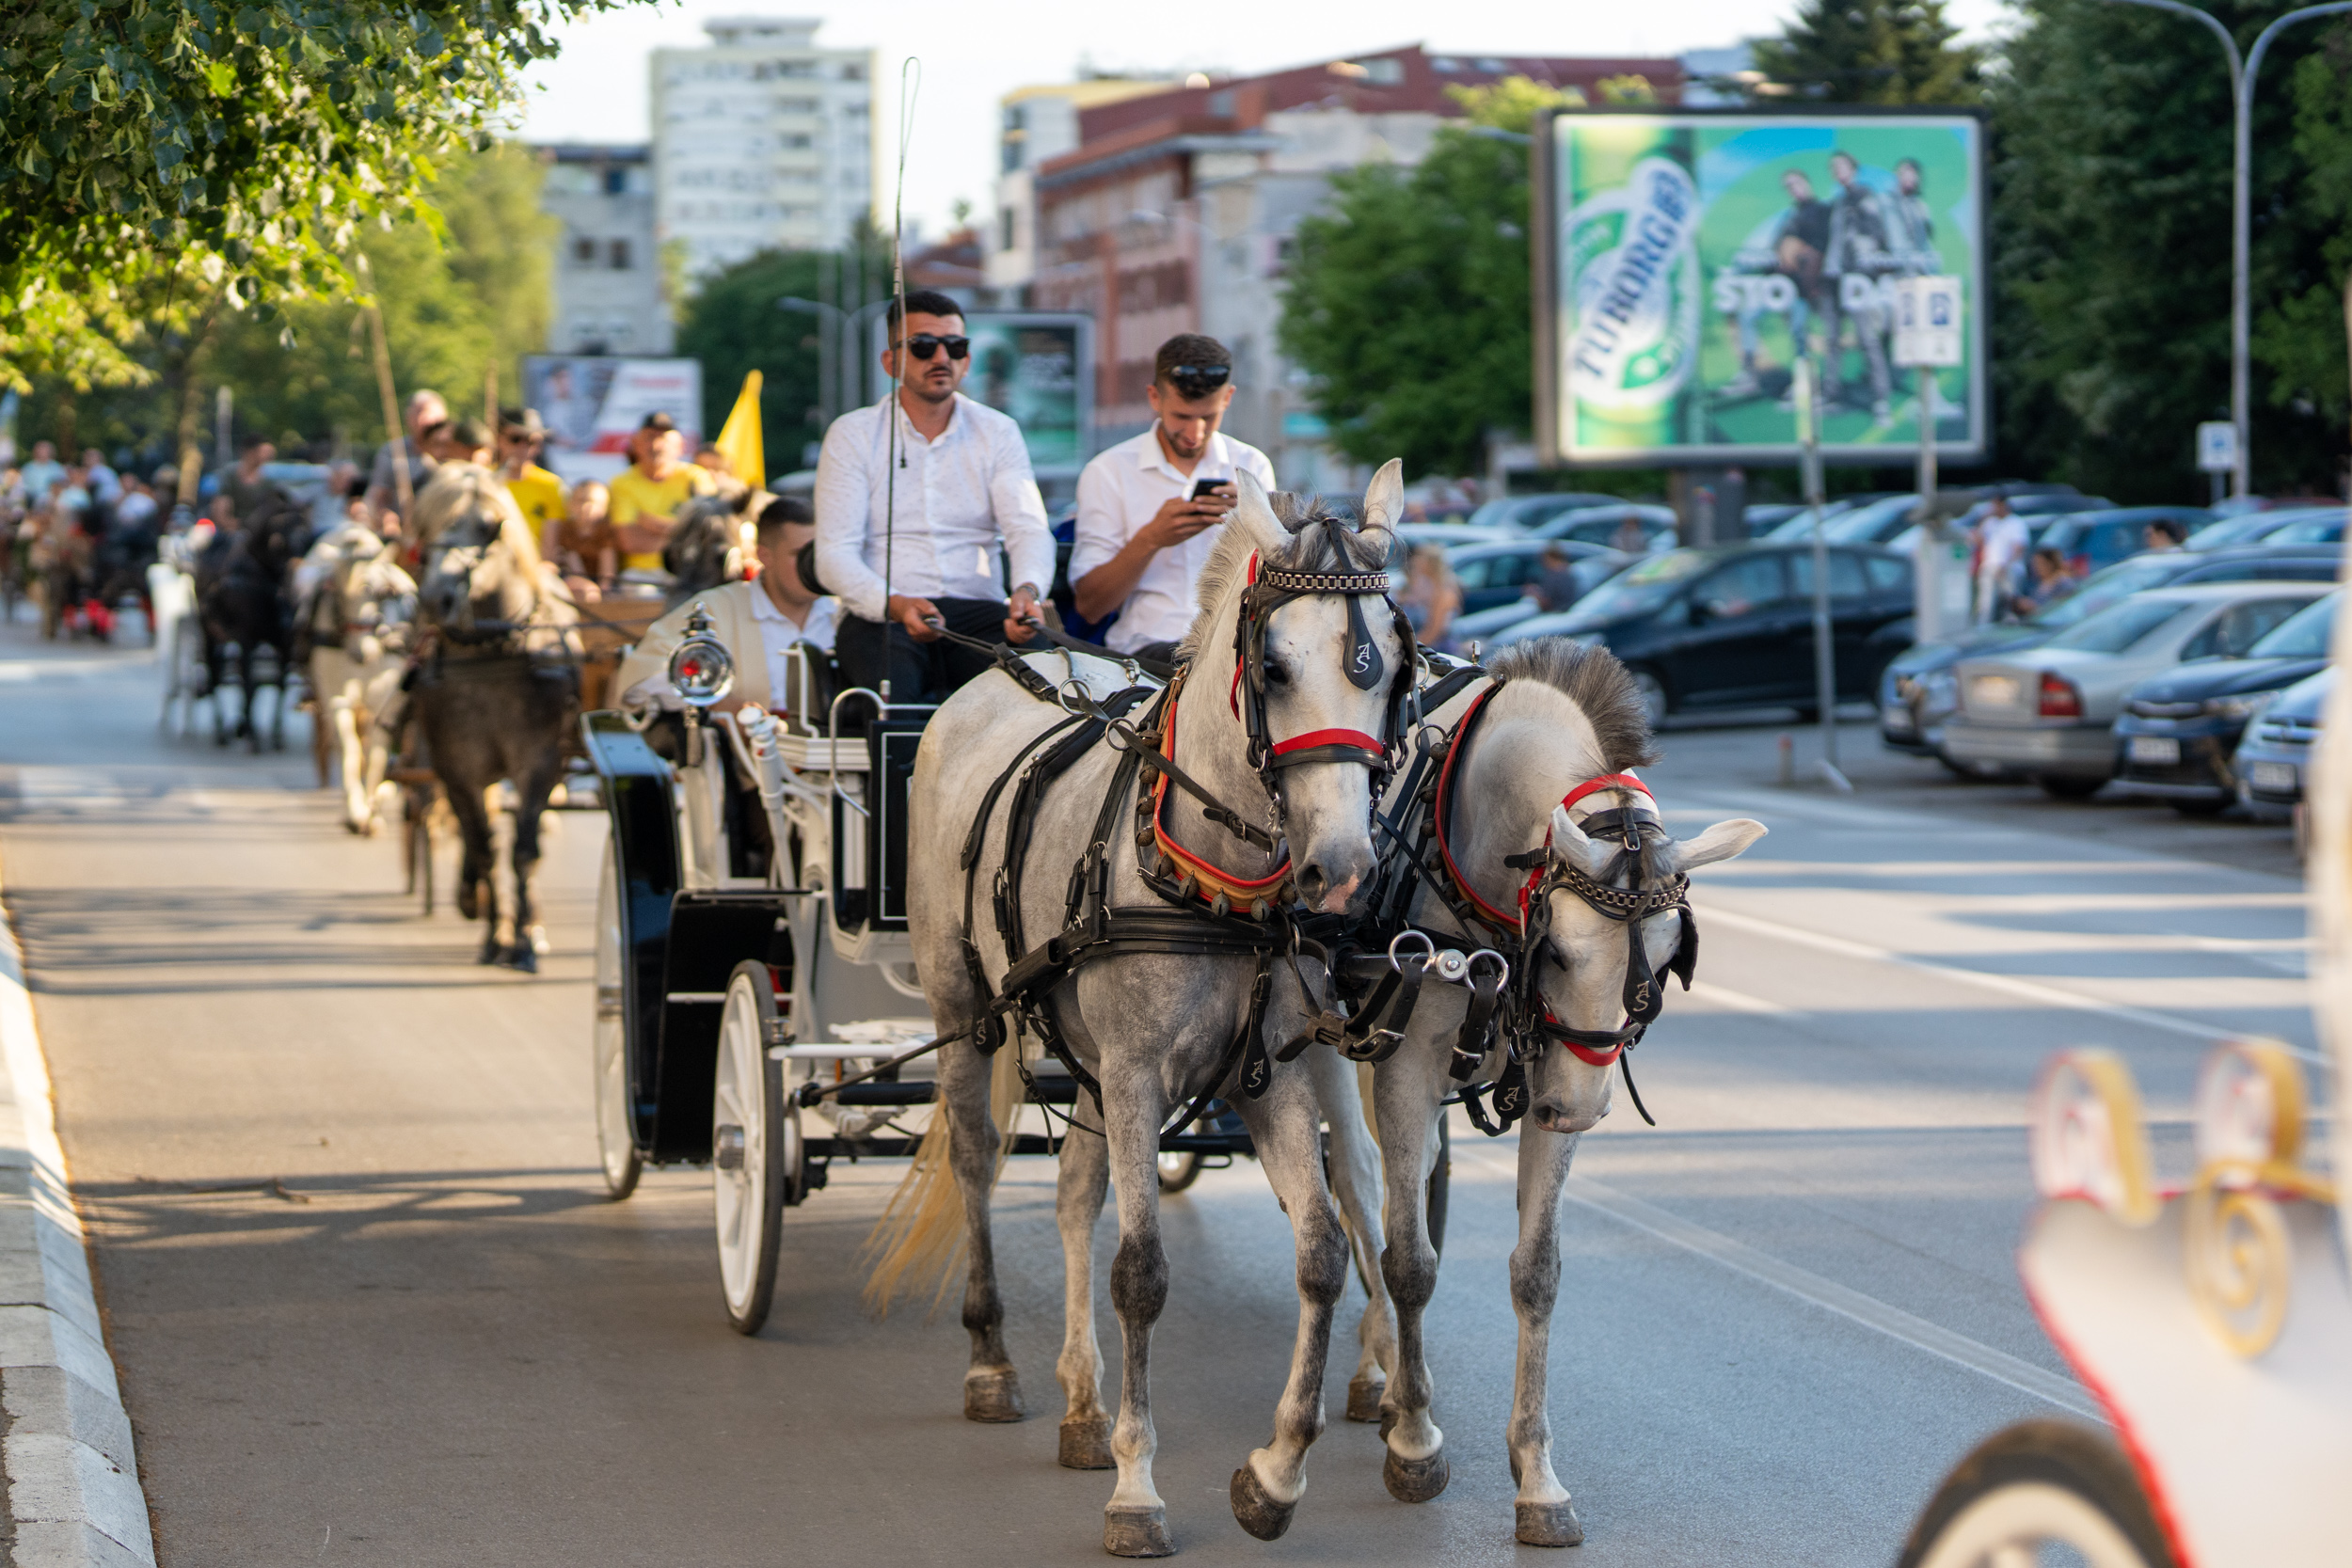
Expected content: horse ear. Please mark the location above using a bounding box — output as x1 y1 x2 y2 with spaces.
1662 817 1768 877
1361 459 1406 535
1548 804 1618 881
1229 470 1290 557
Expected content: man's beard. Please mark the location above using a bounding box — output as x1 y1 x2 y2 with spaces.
906 372 957 405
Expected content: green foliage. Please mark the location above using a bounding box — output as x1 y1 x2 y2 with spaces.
1279 108 1539 477
674 240 891 471
1750 0 1986 103
0 0 623 390
1992 2 2347 499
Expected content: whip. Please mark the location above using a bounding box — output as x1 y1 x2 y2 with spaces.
880 57 921 667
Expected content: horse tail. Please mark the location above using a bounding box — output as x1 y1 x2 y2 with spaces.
860 1042 1025 1318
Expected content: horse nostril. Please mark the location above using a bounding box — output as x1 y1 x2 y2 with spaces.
1296 864 1328 908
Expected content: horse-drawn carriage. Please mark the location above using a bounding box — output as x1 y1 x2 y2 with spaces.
581 613 1268 1333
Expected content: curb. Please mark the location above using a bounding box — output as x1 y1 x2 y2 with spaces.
0 867 156 1567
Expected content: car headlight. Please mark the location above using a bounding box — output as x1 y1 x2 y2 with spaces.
2204 690 2281 721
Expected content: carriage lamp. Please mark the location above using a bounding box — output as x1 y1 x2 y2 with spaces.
669 607 737 707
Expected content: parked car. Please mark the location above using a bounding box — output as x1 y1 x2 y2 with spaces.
1390 520 1515 555
1763 493 1920 546
1743 502 1810 535
2110 592 2337 813
1488 542 1913 723
2037 507 2217 578
1943 581 2330 797
1880 546 2344 763
1440 540 1629 615
1522 502 1679 552
1884 492 2116 557
2232 666 2330 817
1461 493 1626 531
2182 505 2346 552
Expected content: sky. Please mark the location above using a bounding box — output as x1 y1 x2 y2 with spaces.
516 1 2012 238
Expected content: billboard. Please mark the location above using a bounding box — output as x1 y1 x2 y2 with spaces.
519 356 705 483
1533 112 1987 465
867 312 1094 474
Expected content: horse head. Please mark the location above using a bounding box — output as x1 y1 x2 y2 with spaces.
662 483 757 606
1453 643 1765 1134
1175 461 1412 916
414 465 545 642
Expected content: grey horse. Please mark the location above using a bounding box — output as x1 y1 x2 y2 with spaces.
410 466 580 972
1363 640 1765 1545
905 466 1412 1557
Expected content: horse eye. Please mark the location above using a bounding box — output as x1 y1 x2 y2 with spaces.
1263 661 1291 688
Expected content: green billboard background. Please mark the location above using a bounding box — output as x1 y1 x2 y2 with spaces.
1547 114 1985 463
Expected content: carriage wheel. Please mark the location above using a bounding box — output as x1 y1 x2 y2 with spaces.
1156 1151 1202 1193
1897 1420 2174 1568
592 852 643 1200
713 960 791 1335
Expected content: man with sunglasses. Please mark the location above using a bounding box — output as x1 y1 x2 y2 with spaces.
814 288 1053 702
495 407 569 560
1068 335 1271 663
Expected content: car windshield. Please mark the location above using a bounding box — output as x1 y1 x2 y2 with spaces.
1560 549 1712 623
2187 515 2294 551
2026 558 2180 628
2248 594 2339 658
1818 496 1922 544
2042 595 2197 654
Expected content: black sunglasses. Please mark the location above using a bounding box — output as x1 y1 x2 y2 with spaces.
900 333 971 361
1166 363 1232 397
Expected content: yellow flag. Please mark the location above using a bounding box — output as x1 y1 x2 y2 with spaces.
713 369 765 490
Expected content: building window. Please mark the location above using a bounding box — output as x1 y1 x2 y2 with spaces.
1208 89 1234 117
1362 57 1405 85
603 166 628 196
609 239 631 270
573 235 596 266
1000 208 1017 252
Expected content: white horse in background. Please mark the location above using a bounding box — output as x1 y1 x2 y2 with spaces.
296 520 414 834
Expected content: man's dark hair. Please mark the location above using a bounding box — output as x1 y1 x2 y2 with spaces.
1897 157 1922 176
1154 334 1231 387
449 417 492 452
2148 517 2187 546
756 494 813 546
887 290 966 335
240 434 270 454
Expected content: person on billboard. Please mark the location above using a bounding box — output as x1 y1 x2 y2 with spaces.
1821 150 1897 421
616 495 838 713
1721 169 1832 401
496 409 569 561
366 388 446 527
536 363 599 455
607 411 714 578
812 288 1052 702
1068 334 1272 665
1887 158 1937 276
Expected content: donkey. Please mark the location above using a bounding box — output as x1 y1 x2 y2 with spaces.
1359 640 1764 1546
295 520 414 833
905 465 1414 1558
410 466 579 971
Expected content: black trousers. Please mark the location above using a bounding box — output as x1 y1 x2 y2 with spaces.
835 596 1009 705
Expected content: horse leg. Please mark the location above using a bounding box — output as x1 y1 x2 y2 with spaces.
935 1035 1025 1423
443 780 501 962
1054 1120 1113 1470
502 758 560 973
1099 1069 1174 1558
334 690 371 831
1306 1048 1395 1423
1226 1072 1351 1543
241 644 262 751
1374 1055 1450 1502
1507 1125 1583 1547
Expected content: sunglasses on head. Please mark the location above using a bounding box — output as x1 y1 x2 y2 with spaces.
1166 363 1232 398
900 333 970 361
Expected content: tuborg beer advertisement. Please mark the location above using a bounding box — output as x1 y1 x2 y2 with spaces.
1534 112 1987 465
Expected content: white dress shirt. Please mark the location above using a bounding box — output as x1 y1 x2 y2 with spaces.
749 585 839 703
1069 428 1276 653
813 391 1054 624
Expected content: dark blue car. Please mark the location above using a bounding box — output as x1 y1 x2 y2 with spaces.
2110 592 2338 813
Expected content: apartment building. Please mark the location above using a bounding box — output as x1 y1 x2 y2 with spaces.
988 76 1179 296
537 144 671 356
650 17 879 283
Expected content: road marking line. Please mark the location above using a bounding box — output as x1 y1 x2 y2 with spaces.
1460 1148 2106 1422
1684 979 1790 1015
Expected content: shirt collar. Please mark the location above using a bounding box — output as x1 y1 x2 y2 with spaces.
1135 427 1224 481
880 389 964 443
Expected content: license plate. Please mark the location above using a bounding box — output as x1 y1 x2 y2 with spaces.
2251 760 2298 793
1967 674 2019 710
2128 736 2181 766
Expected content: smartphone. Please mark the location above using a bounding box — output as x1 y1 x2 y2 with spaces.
1190 477 1233 501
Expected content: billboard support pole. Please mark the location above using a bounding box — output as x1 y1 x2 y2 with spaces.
1795 357 1851 792
1915 368 1941 645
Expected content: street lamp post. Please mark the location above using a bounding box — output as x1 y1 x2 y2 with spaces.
2101 0 2352 498
779 295 895 436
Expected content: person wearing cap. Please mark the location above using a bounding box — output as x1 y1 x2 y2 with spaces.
609 412 713 576
496 408 569 560
813 288 1051 701
1069 334 1272 664
367 389 446 525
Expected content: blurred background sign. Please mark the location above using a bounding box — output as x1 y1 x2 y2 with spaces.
521 356 706 483
869 311 1093 480
1893 276 1963 368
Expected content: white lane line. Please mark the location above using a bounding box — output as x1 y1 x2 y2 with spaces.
1460 1147 2105 1422
1684 979 1790 1015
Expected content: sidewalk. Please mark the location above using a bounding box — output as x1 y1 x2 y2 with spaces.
0 854 154 1567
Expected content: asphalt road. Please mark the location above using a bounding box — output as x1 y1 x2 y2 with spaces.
0 613 2313 1567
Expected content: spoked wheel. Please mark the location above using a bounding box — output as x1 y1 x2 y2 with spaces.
1898 1420 2174 1568
1156 1150 1202 1193
592 852 643 1200
713 960 791 1336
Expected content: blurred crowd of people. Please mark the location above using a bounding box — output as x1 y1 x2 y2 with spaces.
0 441 170 639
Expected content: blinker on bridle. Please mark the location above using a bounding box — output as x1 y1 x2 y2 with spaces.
1231 517 1416 777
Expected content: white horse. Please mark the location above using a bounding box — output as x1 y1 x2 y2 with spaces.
1362 640 1765 1545
296 521 414 833
903 466 1412 1557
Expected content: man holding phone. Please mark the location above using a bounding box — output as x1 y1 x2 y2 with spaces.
1070 335 1274 663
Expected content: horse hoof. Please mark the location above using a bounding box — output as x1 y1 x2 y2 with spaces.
457 887 480 921
1229 1465 1295 1542
963 1369 1026 1423
501 945 538 974
1383 1447 1450 1504
1103 1505 1173 1558
1516 1499 1583 1547
1058 1417 1114 1470
1346 1375 1386 1423
529 925 551 956
476 943 501 966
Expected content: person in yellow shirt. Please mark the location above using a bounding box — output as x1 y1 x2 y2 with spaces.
607 411 712 575
496 408 568 560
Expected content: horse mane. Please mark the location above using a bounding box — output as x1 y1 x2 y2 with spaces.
1485 640 1660 772
412 463 546 579
1173 492 1393 663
